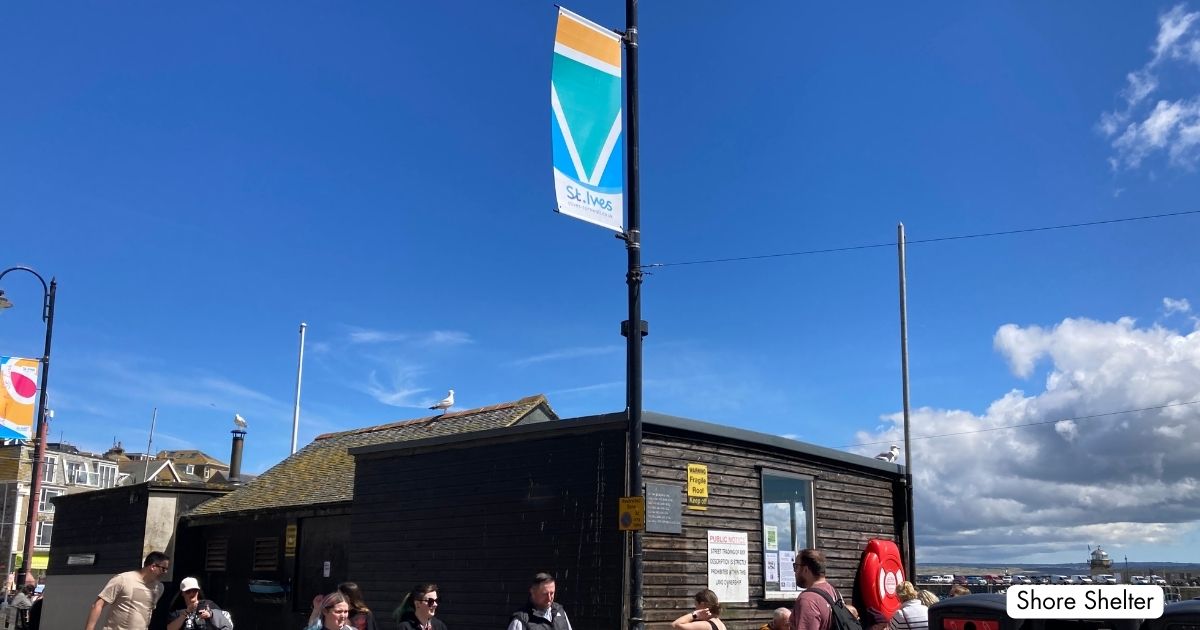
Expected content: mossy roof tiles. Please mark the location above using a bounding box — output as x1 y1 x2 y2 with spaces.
188 394 554 517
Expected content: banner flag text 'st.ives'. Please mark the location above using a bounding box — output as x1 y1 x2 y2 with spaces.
552 7 624 232
0 356 39 440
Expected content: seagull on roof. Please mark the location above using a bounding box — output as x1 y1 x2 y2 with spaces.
234 413 247 429
875 444 899 462
429 390 454 414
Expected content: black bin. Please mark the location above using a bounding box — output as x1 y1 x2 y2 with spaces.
930 593 1024 630
1143 600 1200 630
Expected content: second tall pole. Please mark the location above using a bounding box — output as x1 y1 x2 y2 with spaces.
624 1 645 629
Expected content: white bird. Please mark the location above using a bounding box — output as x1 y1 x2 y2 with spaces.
429 390 454 414
233 413 247 429
875 445 900 462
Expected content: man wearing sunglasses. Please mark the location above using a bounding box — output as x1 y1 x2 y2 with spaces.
84 551 170 630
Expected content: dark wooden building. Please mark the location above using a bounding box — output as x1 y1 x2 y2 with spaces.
42 481 231 630
179 394 560 630
348 410 907 630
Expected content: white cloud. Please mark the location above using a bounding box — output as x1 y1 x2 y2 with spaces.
359 363 428 408
508 345 620 367
345 326 472 347
1100 4 1200 169
856 308 1200 562
1163 296 1191 314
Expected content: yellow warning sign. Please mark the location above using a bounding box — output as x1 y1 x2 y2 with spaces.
619 496 645 531
687 463 708 510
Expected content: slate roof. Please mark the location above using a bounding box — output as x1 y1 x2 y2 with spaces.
188 394 556 518
157 449 228 467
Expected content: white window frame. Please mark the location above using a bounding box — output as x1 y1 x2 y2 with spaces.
39 487 65 512
92 461 118 488
42 455 57 483
185 464 195 475
35 521 52 546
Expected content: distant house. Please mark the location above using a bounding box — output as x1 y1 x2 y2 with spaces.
157 449 229 482
0 442 121 582
116 459 182 485
179 394 559 629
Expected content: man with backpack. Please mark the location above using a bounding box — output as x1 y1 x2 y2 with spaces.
791 549 861 630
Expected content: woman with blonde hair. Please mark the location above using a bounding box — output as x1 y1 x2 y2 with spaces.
887 582 929 630
917 590 939 607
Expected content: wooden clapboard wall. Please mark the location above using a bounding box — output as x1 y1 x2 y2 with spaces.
349 423 627 630
640 425 902 630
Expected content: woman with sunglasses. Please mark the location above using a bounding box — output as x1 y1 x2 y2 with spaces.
393 583 447 630
307 592 355 630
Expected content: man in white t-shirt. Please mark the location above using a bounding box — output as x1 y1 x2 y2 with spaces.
84 551 169 630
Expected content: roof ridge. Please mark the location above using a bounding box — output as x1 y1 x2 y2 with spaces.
313 394 547 441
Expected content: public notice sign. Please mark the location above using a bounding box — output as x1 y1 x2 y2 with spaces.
551 7 624 231
707 530 749 603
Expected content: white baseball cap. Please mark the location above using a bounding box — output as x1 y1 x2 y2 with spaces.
180 577 201 592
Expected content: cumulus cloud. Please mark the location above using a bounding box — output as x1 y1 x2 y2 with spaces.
855 310 1200 562
1100 4 1200 169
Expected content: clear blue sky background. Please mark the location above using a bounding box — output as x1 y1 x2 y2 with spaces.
3 2 1200 564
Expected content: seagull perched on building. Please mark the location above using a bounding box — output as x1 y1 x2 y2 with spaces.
233 413 247 429
429 390 454 414
874 444 899 462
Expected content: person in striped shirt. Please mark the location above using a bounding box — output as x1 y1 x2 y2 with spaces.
887 582 929 630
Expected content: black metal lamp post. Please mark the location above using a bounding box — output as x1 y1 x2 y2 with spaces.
0 266 57 587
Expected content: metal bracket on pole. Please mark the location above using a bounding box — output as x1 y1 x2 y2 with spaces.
621 320 649 338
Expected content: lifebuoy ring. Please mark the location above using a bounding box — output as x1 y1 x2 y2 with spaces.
858 538 904 620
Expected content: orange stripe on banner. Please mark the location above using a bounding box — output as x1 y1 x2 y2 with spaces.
556 13 621 69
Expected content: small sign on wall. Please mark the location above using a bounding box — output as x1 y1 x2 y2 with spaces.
687 463 708 510
322 561 331 578
619 496 645 531
285 523 298 557
646 483 682 533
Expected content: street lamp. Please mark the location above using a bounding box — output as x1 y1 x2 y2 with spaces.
0 266 56 587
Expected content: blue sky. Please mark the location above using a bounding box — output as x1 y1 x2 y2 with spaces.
3 2 1200 564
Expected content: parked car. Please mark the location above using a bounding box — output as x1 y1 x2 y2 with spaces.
953 575 968 585
966 576 988 586
1052 575 1073 584
1094 574 1117 585
1152 576 1167 586
929 575 952 584
1070 575 1094 585
1131 576 1150 585
1011 575 1033 585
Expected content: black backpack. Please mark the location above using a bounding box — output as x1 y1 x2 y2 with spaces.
807 587 864 630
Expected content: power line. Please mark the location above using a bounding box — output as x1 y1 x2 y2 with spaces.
643 209 1200 269
840 398 1200 449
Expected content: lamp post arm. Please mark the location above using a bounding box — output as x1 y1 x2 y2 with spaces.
0 267 50 322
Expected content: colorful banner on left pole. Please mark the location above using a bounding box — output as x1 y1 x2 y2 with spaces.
0 356 39 440
552 7 624 232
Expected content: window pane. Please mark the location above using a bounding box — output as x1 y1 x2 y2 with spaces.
762 471 814 598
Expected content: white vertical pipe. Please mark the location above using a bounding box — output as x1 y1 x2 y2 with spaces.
291 323 307 454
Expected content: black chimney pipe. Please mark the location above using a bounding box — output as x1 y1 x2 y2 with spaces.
229 429 245 483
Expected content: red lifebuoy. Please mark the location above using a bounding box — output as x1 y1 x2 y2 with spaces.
858 538 905 620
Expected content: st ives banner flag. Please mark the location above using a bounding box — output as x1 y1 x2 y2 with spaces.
551 7 624 231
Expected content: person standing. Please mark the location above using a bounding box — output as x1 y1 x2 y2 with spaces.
308 592 354 630
166 577 232 630
888 582 929 630
394 583 447 630
508 573 571 630
671 589 727 630
84 551 170 630
338 582 378 630
790 548 858 630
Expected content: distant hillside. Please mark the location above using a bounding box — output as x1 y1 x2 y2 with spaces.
919 562 1200 573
